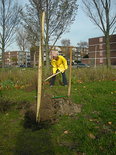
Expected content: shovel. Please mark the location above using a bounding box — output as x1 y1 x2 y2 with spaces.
44 71 61 81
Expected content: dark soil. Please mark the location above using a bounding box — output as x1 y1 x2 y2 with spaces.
40 94 82 121
23 94 82 128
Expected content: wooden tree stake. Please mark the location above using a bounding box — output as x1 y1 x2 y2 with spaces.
68 47 72 97
36 12 45 122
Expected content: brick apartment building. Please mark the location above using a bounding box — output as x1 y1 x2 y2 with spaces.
2 51 30 67
30 45 88 67
87 34 116 66
30 46 72 67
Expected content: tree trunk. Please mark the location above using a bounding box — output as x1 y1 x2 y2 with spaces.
105 34 111 68
33 52 36 67
45 0 50 71
68 47 72 97
2 0 5 68
45 37 50 69
2 47 5 68
2 36 5 68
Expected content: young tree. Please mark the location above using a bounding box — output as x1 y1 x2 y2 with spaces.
61 39 71 59
77 41 88 58
21 0 78 68
11 57 18 66
82 0 116 67
16 28 29 52
0 0 21 67
20 2 41 47
77 41 88 48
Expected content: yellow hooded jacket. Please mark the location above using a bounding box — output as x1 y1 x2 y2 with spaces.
51 55 68 74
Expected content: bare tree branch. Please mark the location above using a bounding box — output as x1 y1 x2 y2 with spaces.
82 0 116 67
21 0 78 67
0 0 21 67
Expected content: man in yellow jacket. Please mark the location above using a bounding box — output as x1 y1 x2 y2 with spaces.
50 51 68 86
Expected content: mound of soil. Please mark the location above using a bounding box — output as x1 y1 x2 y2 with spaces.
24 94 82 124
40 94 82 122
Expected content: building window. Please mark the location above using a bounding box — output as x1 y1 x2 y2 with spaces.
100 58 103 64
99 37 103 42
99 44 103 50
100 50 103 56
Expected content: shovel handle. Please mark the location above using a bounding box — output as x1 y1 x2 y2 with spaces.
44 71 61 81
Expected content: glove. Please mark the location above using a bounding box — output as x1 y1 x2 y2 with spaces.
61 70 65 73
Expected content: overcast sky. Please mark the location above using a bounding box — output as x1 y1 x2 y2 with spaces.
7 0 103 51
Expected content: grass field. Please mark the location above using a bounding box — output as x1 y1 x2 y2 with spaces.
0 67 116 155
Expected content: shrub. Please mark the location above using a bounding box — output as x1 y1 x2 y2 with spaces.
0 66 115 89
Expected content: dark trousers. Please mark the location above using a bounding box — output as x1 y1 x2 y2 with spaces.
50 71 68 86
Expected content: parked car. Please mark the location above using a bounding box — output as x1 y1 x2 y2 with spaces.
20 64 26 68
76 63 90 68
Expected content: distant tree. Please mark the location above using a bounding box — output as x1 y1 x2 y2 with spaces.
0 0 21 67
16 28 30 52
77 41 88 58
21 0 78 68
61 39 71 47
20 2 40 47
61 39 71 59
77 41 88 48
11 57 18 65
82 0 116 67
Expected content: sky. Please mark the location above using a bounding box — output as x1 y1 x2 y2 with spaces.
7 0 103 51
57 0 103 46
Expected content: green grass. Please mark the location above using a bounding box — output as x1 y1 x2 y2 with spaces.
0 79 116 155
0 89 36 103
